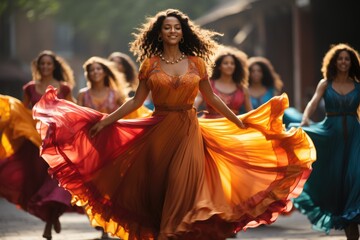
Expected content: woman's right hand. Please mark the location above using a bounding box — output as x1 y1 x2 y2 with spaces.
89 120 107 138
237 119 247 129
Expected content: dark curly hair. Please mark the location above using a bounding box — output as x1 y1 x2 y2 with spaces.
32 50 75 87
210 46 249 86
248 56 283 92
130 9 221 64
321 43 360 82
108 52 138 85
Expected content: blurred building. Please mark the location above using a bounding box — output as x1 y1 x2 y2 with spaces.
1 0 359 118
0 7 102 99
197 0 360 118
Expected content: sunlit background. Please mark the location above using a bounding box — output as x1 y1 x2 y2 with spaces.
1 0 359 121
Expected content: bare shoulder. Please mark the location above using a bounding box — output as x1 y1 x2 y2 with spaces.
78 87 90 93
318 79 328 86
77 87 89 98
317 79 328 90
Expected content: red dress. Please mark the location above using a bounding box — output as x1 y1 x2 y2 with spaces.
204 79 245 118
33 56 315 240
23 80 70 108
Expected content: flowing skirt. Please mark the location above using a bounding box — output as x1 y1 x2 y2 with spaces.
33 88 316 239
290 116 360 233
0 95 81 222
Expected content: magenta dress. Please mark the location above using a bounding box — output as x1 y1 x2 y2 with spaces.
204 80 245 118
0 95 47 212
23 81 71 108
21 81 81 221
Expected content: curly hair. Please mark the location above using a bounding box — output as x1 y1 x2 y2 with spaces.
108 52 138 84
248 56 283 92
83 56 126 101
321 43 360 82
31 50 75 87
130 9 221 64
210 46 249 87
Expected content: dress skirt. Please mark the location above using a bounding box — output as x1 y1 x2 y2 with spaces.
33 87 315 239
0 95 80 222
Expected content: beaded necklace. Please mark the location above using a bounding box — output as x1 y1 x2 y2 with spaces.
159 52 185 64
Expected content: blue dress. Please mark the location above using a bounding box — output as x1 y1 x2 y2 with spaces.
292 81 360 232
250 88 275 109
249 88 303 127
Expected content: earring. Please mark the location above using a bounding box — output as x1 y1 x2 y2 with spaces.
180 37 184 43
158 36 163 42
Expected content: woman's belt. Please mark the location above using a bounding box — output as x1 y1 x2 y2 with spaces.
326 111 357 143
154 104 193 112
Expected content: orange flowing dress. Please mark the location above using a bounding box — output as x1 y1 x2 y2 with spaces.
33 56 316 240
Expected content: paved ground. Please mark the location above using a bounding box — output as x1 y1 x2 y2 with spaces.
0 197 347 239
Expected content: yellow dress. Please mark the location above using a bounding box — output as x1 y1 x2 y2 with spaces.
0 95 41 157
33 56 315 240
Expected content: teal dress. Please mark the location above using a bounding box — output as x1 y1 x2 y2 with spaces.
249 88 303 127
250 88 274 109
292 81 360 233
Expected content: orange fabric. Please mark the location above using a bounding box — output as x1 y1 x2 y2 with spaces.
0 95 41 158
124 105 152 119
33 56 315 240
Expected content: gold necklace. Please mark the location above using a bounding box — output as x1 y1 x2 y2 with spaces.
159 52 185 64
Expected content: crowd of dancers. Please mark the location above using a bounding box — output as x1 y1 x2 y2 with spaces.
0 8 359 240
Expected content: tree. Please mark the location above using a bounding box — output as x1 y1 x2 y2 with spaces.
1 0 218 57
56 0 218 56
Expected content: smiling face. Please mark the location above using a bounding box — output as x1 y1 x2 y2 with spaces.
159 16 183 46
336 50 351 74
88 62 106 84
38 55 55 78
219 55 236 77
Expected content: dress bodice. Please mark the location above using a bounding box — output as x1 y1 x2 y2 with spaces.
205 79 245 117
23 80 70 108
82 88 119 114
138 56 207 109
324 81 360 113
250 88 274 109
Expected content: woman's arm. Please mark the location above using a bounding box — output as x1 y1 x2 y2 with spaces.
242 86 253 112
89 79 150 137
65 92 75 103
199 79 245 128
22 92 31 109
193 91 204 110
115 90 126 106
77 91 85 106
63 84 76 103
301 79 327 126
